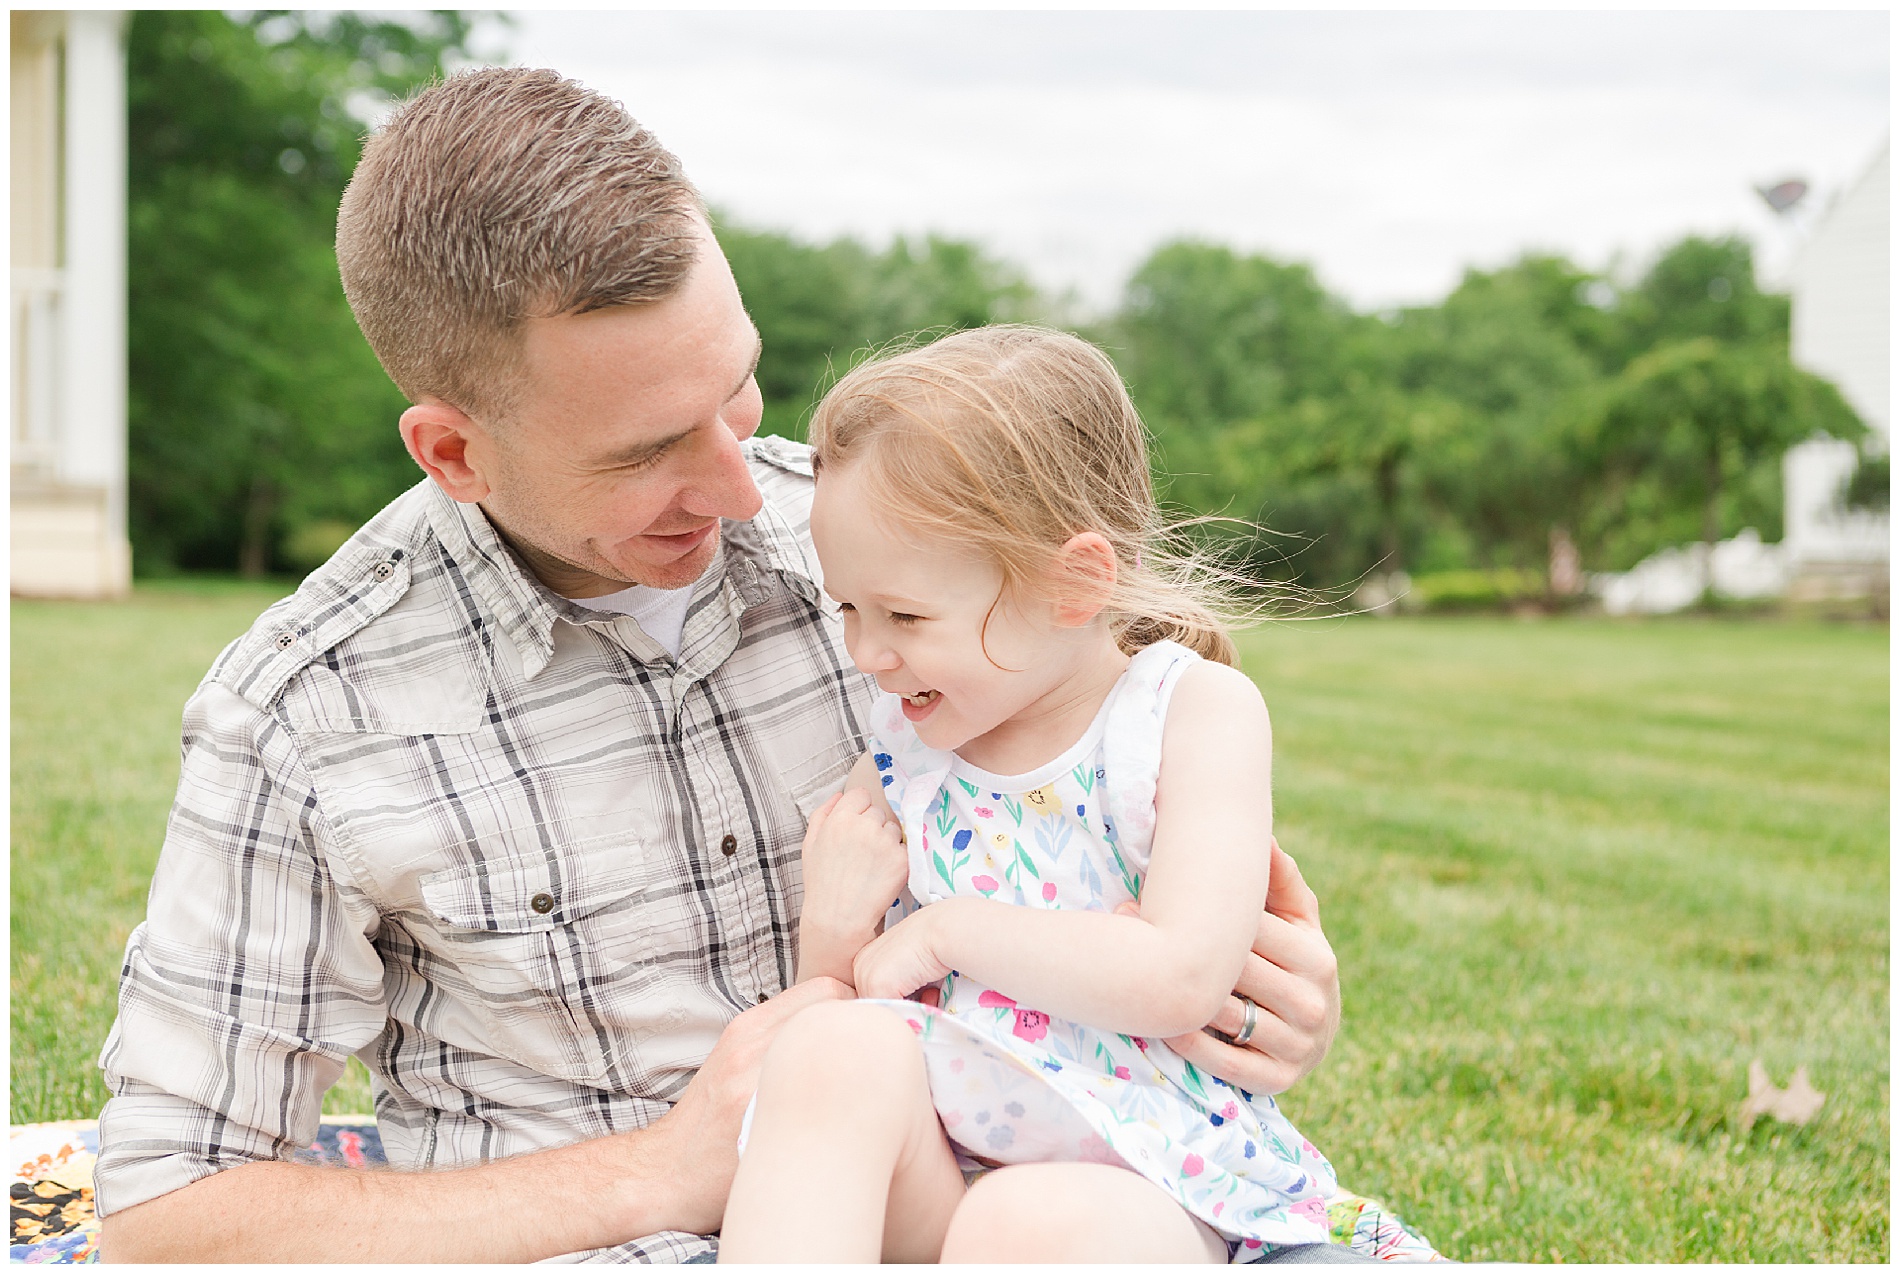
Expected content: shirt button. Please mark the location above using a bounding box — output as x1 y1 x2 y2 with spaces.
530 892 555 915
372 560 396 582
720 833 738 857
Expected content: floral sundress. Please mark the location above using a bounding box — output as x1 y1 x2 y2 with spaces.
860 640 1443 1262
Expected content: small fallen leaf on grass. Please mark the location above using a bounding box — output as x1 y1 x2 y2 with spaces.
1738 1058 1825 1130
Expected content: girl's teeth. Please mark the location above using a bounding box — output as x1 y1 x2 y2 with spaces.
905 691 936 705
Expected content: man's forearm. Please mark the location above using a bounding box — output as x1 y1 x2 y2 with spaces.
100 1122 685 1263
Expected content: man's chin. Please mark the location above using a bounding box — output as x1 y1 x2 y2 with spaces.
617 532 719 590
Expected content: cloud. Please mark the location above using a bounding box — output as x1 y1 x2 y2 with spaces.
505 10 1889 310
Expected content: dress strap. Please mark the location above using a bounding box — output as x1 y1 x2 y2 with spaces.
1099 640 1202 884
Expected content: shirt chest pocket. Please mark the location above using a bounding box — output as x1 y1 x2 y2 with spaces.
417 832 669 1087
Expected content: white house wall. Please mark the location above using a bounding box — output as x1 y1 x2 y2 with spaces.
1791 144 1889 439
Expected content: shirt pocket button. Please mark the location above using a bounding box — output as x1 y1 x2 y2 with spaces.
530 892 555 915
720 834 738 857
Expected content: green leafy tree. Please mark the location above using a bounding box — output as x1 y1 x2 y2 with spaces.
1582 336 1865 553
719 223 1040 440
1388 257 1604 572
1613 235 1790 362
127 10 478 576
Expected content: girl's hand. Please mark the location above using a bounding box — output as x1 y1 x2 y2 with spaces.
795 784 908 984
850 905 953 1001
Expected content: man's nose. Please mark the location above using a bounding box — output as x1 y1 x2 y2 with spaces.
678 419 764 521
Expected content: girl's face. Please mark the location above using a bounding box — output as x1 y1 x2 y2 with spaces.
810 460 1100 760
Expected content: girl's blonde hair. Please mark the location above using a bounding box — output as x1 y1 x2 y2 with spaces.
808 324 1250 666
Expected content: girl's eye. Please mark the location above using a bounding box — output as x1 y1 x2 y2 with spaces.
888 612 922 626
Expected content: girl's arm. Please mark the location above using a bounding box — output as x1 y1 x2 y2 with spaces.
851 661 1274 1039
795 751 909 985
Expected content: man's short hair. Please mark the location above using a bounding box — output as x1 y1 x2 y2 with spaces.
336 67 704 422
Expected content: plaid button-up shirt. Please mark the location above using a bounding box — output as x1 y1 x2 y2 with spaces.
96 437 874 1263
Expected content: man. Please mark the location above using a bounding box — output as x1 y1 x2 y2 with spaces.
97 68 1342 1263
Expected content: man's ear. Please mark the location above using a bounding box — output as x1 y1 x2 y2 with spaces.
1051 531 1119 628
400 399 493 504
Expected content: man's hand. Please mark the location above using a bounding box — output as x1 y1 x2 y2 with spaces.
795 776 908 984
102 977 855 1263
1123 839 1341 1095
631 976 854 1235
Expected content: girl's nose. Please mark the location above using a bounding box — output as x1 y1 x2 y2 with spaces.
850 634 902 676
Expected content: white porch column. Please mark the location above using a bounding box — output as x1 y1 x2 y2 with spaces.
55 9 132 593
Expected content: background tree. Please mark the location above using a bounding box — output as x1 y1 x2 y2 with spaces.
127 10 478 576
1581 336 1865 557
720 222 1040 440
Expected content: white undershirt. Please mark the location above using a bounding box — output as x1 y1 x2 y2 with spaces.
568 581 696 658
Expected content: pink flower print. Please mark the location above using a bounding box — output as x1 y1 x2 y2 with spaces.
971 875 999 896
1114 1066 1132 1080
1222 1101 1240 1120
1292 1198 1329 1228
1132 1036 1149 1052
1041 881 1058 902
1077 1132 1116 1164
1181 1153 1205 1178
1012 1009 1050 1043
905 1017 923 1035
978 990 1017 1010
949 1057 965 1073
1213 1201 1224 1218
941 1110 963 1127
974 806 994 819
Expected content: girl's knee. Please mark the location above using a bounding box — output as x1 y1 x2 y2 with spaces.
757 1000 923 1098
942 1165 1097 1260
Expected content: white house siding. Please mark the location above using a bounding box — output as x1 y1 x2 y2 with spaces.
1781 141 1889 598
1791 144 1889 439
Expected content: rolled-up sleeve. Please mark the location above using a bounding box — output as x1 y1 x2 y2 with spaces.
95 681 387 1217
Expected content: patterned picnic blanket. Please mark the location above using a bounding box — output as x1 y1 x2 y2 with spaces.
9 1118 385 1264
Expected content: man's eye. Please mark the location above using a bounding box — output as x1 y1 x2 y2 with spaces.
837 602 856 614
888 612 922 626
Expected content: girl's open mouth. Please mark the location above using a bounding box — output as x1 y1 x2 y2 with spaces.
900 689 941 721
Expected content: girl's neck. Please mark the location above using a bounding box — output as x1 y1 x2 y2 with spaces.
952 635 1131 777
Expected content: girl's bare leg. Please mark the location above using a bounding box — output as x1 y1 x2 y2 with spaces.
940 1162 1229 1263
718 1001 966 1263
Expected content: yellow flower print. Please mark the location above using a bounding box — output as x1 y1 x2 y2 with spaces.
990 831 1013 853
1022 783 1059 814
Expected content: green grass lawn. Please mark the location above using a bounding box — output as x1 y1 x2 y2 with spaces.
12 584 1889 1260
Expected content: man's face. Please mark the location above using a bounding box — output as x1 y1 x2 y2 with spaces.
472 222 766 595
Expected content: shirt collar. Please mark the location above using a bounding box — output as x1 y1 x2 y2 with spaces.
422 482 822 681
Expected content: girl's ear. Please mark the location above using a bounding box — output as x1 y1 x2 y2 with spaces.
1051 532 1119 628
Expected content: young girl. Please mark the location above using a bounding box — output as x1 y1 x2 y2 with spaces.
718 326 1440 1263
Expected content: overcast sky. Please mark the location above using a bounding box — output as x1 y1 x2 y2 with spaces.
478 9 1890 313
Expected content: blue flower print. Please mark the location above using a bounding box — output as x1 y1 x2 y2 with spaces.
986 1124 1016 1152
874 753 892 770
1244 1141 1257 1159
953 829 973 850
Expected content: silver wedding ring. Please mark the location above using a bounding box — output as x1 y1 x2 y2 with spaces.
1231 995 1259 1048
